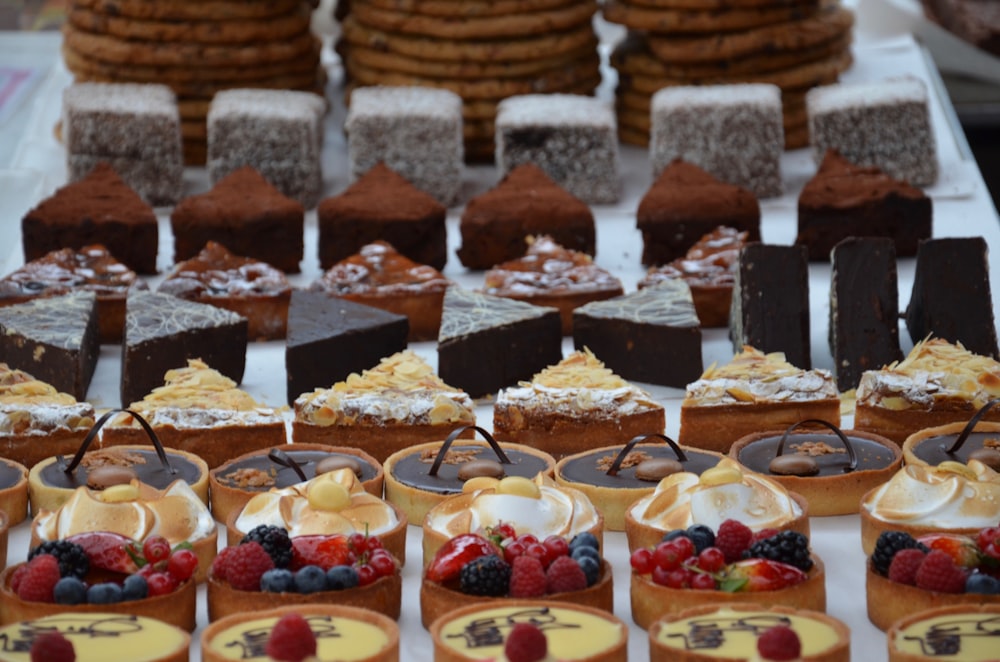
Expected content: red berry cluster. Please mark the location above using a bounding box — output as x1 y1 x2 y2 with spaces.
882 527 1000 594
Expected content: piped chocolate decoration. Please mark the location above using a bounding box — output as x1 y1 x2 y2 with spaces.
607 433 687 479
315 455 364 477
457 459 506 481
57 408 176 478
771 419 857 476
429 425 511 478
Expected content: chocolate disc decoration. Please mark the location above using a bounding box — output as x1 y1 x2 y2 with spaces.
606 433 688 481
56 408 177 478
429 425 512 481
771 419 857 476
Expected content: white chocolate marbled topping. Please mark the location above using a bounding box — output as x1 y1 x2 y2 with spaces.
684 346 837 406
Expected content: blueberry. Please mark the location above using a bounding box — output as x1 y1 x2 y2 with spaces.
966 572 1000 595
685 524 716 553
660 529 690 544
53 577 87 605
577 555 601 587
294 565 328 594
326 565 360 591
121 575 148 601
260 568 295 593
87 582 123 605
568 532 599 552
571 546 600 564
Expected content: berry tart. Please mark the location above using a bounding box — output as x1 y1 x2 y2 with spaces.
202 604 399 662
887 603 1000 661
206 524 401 622
422 474 603 567
210 443 384 524
630 520 827 629
0 457 28 526
227 468 408 565
420 527 612 629
902 402 1000 471
649 603 851 661
625 458 810 553
865 527 1000 631
383 425 556 526
859 460 1000 555
430 600 628 662
0 531 200 631
729 420 902 516
555 433 723 531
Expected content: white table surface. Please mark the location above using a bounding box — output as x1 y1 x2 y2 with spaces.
1 20 999 662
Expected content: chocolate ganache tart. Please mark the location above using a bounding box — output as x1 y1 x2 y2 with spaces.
384 425 555 525
0 457 28 526
903 399 1000 471
555 433 723 531
730 419 902 516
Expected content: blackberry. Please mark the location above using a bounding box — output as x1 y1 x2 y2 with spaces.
459 554 511 597
240 525 293 569
28 540 89 580
744 531 813 572
871 531 929 576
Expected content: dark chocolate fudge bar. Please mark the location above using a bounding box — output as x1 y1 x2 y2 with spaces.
573 279 703 388
437 288 562 398
829 237 903 391
285 290 409 405
923 0 1000 57
731 243 812 369
905 237 999 358
0 291 99 401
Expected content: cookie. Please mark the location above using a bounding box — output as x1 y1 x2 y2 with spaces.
603 0 822 33
624 0 817 8
358 0 578 17
71 67 322 99
72 0 308 21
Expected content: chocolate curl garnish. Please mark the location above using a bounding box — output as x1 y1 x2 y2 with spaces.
428 425 511 477
57 408 176 476
606 433 687 476
945 399 1000 454
776 419 857 474
268 448 308 482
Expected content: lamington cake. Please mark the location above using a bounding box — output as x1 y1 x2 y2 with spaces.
158 241 293 342
170 166 306 273
309 240 452 342
0 244 146 344
293 350 476 462
678 346 841 453
482 235 624 336
636 160 761 265
457 164 596 270
21 162 158 275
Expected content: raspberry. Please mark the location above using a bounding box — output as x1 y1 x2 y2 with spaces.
30 631 75 662
872 531 929 576
265 612 317 662
16 555 61 603
504 623 548 662
887 548 927 585
915 550 969 593
757 625 802 661
226 542 275 591
9 564 29 594
744 531 813 572
545 556 587 594
241 525 293 569
459 554 511 597
28 541 89 580
715 520 754 563
508 555 547 598
211 545 239 582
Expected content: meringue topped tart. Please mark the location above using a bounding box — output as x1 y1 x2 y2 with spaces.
888 604 1000 661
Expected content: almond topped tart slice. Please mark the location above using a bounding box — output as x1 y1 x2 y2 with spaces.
292 349 476 463
492 348 666 459
101 359 286 469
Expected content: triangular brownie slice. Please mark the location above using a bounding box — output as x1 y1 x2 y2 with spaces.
121 291 247 407
637 159 760 265
458 164 596 269
317 163 447 270
0 291 99 401
796 149 931 260
285 290 408 406
437 287 562 398
21 162 158 274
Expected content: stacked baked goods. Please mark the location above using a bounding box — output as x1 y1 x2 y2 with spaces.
336 0 603 161
603 0 855 148
60 0 324 164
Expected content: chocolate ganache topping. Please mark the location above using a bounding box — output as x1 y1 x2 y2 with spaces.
559 433 720 488
216 447 379 492
0 458 25 489
909 400 1000 471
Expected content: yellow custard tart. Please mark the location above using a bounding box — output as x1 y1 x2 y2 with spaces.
888 604 1000 661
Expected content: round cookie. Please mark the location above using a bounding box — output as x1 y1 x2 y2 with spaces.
71 67 322 99
627 0 820 8
359 0 579 17
603 0 824 34
73 0 306 21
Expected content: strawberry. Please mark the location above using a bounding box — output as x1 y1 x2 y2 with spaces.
721 558 807 593
290 535 351 571
65 532 139 575
426 534 498 583
917 533 981 568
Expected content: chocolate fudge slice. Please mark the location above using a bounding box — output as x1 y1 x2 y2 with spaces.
121 291 248 407
458 164 596 270
731 243 812 369
572 280 703 388
317 162 447 271
923 0 1000 56
637 160 760 265
796 150 932 260
829 237 903 391
0 292 99 401
905 237 999 358
437 288 562 398
285 290 409 405
22 162 158 274
171 166 305 273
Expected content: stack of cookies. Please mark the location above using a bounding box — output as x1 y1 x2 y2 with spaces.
603 0 855 149
61 0 324 164
336 0 603 161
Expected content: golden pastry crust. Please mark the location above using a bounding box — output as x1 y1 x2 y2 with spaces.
0 429 92 471
102 420 286 470
887 604 1000 661
0 459 28 526
292 421 474 465
859 503 983 557
679 401 842 453
0 512 7 572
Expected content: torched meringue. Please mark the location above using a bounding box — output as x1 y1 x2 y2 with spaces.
861 460 1000 528
628 458 804 532
424 474 601 540
233 467 401 537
